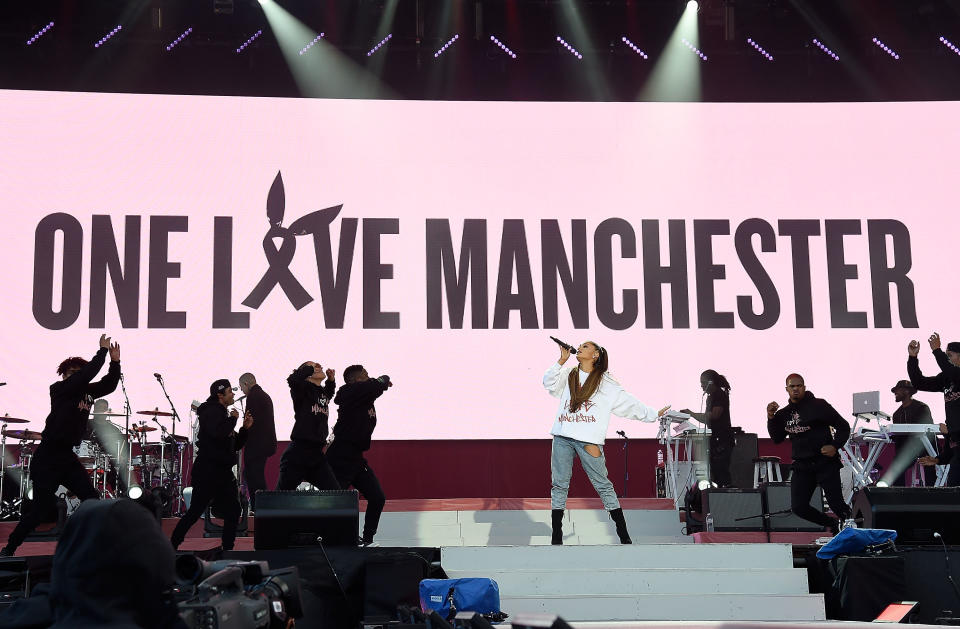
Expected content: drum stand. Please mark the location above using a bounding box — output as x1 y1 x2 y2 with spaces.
118 372 135 496
0 424 9 519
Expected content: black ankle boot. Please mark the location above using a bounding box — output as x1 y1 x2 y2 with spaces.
609 508 632 544
551 509 564 545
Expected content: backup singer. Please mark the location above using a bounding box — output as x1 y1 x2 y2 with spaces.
767 374 851 534
328 365 392 547
544 342 669 545
681 370 736 487
1 334 120 557
911 334 960 485
170 379 252 551
275 361 340 491
238 372 276 512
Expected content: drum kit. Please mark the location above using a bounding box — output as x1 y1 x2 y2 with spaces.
0 407 192 520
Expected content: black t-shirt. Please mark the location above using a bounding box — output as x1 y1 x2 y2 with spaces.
706 389 733 441
892 400 933 425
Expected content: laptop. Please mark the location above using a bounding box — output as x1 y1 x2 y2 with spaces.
852 391 881 415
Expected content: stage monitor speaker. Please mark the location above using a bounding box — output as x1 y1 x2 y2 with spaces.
701 488 764 531
729 431 759 489
762 482 825 532
510 614 574 629
254 489 359 550
852 487 960 545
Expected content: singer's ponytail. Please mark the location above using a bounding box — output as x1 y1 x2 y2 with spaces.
568 342 608 412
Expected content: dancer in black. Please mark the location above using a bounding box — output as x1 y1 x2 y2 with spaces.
911 334 960 485
275 362 340 491
767 373 851 533
238 372 276 511
1 334 120 557
681 370 735 487
328 365 391 546
170 379 252 551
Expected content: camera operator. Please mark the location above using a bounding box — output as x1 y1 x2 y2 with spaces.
170 379 253 552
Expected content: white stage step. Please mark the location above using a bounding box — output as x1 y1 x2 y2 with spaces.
498 593 826 622
441 543 794 571
444 568 809 595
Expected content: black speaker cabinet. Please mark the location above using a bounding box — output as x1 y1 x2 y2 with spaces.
762 482 825 532
254 489 359 549
852 486 960 544
729 432 759 489
702 488 764 531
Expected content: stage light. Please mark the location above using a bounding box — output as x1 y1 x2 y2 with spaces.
621 36 649 59
298 32 325 56
490 35 517 59
872 37 900 60
939 36 960 57
236 29 263 54
165 27 193 52
681 37 707 61
94 25 122 49
812 38 839 61
697 479 712 491
746 37 773 61
876 480 889 488
687 0 699 10
434 33 459 59
556 36 583 60
26 22 54 46
128 484 144 500
367 33 392 57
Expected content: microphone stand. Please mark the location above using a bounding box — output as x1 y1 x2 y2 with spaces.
617 430 629 497
154 375 182 438
119 373 134 496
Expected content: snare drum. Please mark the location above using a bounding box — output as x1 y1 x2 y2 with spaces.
73 440 103 469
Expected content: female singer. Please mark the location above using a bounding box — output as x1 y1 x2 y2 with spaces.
543 341 669 545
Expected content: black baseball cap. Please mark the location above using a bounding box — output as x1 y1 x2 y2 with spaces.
891 379 917 394
947 341 960 354
209 379 233 396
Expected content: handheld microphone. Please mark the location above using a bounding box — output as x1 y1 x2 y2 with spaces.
549 336 577 354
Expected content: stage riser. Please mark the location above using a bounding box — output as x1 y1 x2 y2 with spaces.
444 568 809 595
376 534 693 546
441 543 793 571
497 593 827 622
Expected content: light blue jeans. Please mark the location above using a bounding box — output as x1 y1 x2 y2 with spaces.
551 435 621 510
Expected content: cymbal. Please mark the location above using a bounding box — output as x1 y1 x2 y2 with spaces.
93 412 130 417
2 429 43 440
136 409 175 417
1 416 30 424
130 425 157 433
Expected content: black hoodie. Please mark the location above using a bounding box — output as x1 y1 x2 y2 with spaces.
909 349 960 463
287 364 335 445
767 391 851 461
332 377 389 452
42 347 121 448
195 396 248 467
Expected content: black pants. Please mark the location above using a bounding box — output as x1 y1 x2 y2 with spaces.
242 454 270 511
709 437 734 488
4 443 99 552
328 445 386 542
171 458 241 550
790 456 850 529
275 441 340 491
944 443 960 486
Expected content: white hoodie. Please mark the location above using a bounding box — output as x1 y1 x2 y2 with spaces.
543 362 660 445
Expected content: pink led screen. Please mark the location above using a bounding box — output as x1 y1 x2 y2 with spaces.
0 89 955 440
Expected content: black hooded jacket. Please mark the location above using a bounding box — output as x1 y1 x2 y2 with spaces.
287 365 335 446
909 349 960 463
767 391 851 461
42 347 121 448
195 396 248 467
332 377 389 453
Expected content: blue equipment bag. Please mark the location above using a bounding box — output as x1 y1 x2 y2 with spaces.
419 578 501 617
816 527 898 559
